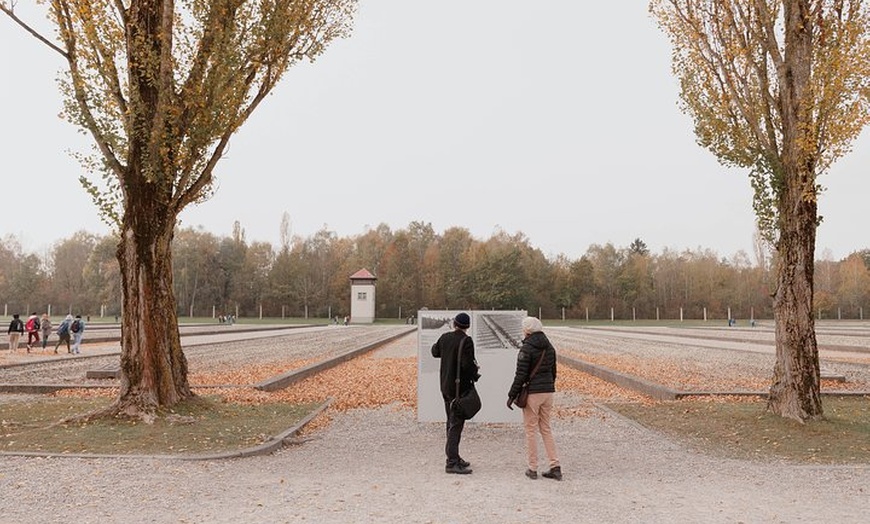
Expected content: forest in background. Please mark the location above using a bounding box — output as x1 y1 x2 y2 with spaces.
1 220 868 322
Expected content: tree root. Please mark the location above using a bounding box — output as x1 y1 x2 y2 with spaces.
52 393 198 426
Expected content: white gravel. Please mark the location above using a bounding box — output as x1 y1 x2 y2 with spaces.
1 325 869 523
1 402 869 523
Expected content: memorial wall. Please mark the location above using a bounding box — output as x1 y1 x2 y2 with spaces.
417 310 527 423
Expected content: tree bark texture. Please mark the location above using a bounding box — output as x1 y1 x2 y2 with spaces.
116 216 192 416
768 189 822 421
767 0 823 421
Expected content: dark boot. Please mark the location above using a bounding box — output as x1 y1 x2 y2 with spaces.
542 466 562 481
525 469 538 479
445 464 472 474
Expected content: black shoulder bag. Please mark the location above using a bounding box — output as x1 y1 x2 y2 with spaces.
450 336 482 420
513 347 546 408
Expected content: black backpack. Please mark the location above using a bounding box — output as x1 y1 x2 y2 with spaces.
71 320 81 333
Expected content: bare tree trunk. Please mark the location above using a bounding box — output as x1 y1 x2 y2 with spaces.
113 218 192 418
767 192 822 421
766 0 823 423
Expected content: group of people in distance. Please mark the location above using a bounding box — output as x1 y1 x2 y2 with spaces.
431 312 562 481
5 313 86 354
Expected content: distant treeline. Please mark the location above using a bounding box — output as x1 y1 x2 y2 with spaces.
1 221 868 321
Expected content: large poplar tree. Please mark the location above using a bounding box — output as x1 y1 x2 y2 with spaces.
650 0 870 421
1 0 355 419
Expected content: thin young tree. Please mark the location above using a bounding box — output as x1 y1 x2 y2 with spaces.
1 0 355 419
650 0 870 421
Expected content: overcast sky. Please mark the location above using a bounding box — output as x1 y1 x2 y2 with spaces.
1 1 866 262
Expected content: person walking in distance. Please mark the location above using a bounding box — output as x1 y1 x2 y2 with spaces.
25 312 41 352
40 313 52 352
70 315 86 355
431 312 480 474
7 314 25 353
507 316 562 481
55 314 73 354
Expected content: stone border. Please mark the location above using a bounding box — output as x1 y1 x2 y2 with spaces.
559 354 681 400
558 354 870 400
0 383 118 394
0 323 315 351
254 327 416 391
0 398 332 461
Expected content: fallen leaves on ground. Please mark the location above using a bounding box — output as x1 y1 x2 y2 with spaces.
560 350 870 393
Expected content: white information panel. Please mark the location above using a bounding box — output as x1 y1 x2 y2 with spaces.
417 310 526 423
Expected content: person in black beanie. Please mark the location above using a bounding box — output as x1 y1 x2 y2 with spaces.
431 312 480 474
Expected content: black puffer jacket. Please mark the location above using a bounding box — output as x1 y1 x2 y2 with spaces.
431 329 480 401
508 331 557 400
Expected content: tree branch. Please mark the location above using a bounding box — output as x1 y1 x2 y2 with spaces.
0 2 69 59
54 0 126 179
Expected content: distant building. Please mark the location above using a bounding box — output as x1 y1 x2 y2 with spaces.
349 268 377 324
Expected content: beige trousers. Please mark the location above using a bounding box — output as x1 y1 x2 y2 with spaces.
8 333 21 352
522 392 560 471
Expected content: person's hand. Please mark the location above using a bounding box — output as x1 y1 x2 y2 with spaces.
506 397 514 410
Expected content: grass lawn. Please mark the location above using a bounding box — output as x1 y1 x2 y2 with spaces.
0 395 320 456
609 396 870 464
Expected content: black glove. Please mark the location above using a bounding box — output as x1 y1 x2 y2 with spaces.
506 397 514 410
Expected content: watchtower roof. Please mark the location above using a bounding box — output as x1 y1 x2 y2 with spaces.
350 268 377 280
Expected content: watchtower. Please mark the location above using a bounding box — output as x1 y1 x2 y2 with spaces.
349 268 377 324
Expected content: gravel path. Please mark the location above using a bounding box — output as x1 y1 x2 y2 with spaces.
1 326 869 523
549 327 870 392
2 403 868 523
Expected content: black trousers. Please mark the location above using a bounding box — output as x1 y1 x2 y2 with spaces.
443 399 465 466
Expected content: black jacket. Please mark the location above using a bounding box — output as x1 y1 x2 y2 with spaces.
508 331 557 399
431 329 480 401
7 318 24 334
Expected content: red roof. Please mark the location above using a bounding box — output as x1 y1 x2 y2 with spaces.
350 268 377 280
